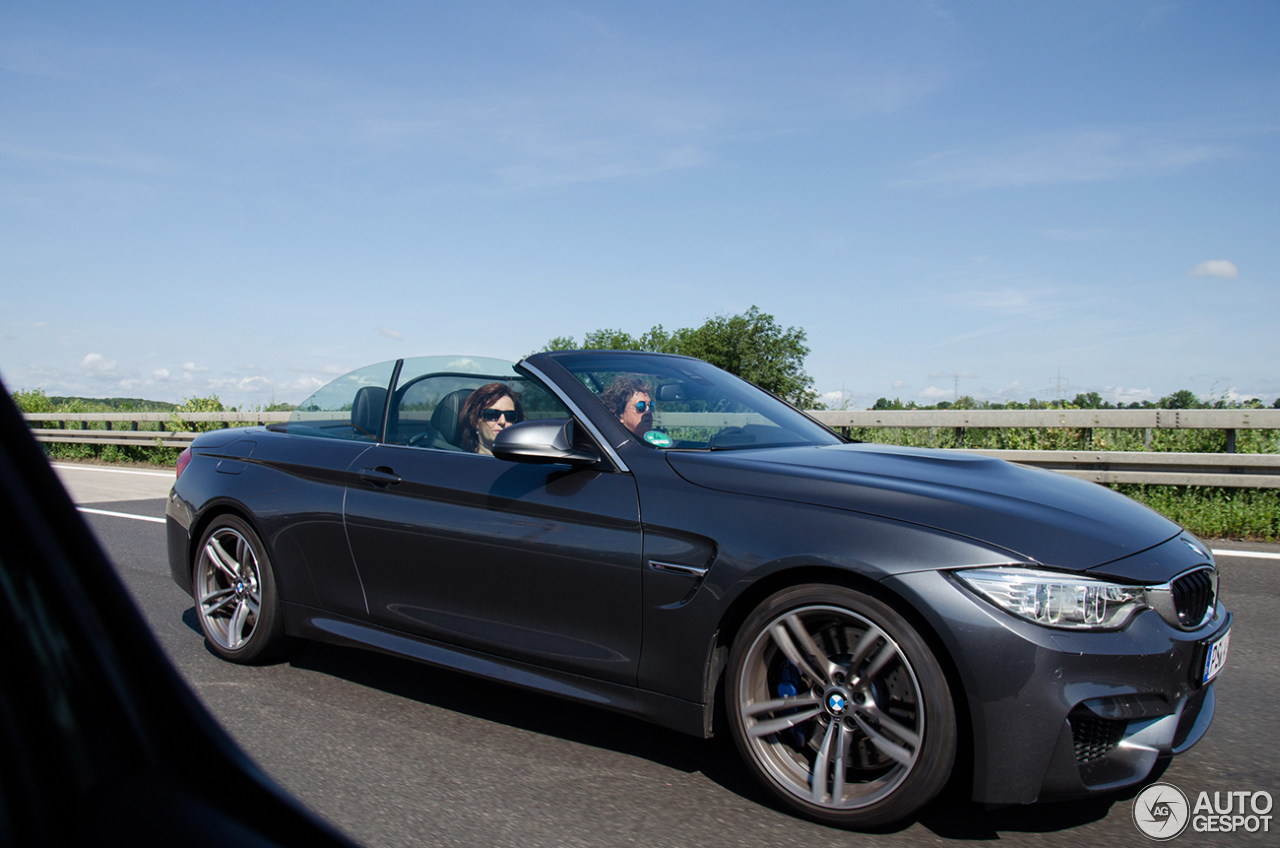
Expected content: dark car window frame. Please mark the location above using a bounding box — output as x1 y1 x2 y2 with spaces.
542 350 844 453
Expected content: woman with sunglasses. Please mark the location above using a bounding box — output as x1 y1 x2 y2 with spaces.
598 374 654 437
458 382 524 455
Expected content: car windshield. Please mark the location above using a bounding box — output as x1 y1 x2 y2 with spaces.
552 351 842 451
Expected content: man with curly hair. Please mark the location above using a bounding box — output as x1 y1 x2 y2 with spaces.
598 374 653 437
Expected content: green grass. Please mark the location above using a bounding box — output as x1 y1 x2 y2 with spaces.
40 441 184 466
1113 485 1280 542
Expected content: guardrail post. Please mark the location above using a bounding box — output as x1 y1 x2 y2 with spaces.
131 421 138 431
158 421 166 432
1144 428 1152 450
80 420 87 430
954 427 965 446
1082 427 1092 448
105 421 112 431
1226 428 1237 454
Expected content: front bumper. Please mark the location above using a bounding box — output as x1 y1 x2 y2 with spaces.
884 569 1230 806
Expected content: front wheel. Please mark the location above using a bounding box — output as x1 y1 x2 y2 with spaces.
727 584 956 829
193 515 293 664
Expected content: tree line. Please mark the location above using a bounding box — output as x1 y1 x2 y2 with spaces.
871 390 1280 412
537 305 819 407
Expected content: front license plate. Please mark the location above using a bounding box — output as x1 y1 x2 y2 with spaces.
1202 628 1230 684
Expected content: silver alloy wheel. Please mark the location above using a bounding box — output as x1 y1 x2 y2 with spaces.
196 526 263 652
737 604 926 811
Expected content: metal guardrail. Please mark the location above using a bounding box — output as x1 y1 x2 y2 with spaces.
22 410 1280 487
807 409 1280 429
957 449 1280 489
23 411 291 449
810 409 1280 455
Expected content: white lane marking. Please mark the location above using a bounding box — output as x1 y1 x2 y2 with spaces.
53 463 173 478
77 507 166 524
1211 549 1280 561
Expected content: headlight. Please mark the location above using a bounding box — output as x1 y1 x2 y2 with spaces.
955 567 1148 630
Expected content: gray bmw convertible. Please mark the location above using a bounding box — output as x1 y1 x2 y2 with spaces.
167 350 1229 829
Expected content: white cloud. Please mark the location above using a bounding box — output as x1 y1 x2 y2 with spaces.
376 326 404 340
1000 381 1022 395
918 386 951 399
80 353 116 373
289 376 326 394
1213 388 1259 404
1187 260 1238 280
818 390 847 408
892 380 908 389
446 357 490 372
1104 386 1155 405
151 368 171 381
182 361 209 372
928 371 977 379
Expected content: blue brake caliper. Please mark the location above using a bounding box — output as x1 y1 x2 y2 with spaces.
775 659 806 747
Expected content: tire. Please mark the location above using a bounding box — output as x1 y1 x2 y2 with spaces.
193 515 293 664
727 584 956 829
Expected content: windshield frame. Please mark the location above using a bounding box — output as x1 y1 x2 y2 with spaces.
542 350 844 452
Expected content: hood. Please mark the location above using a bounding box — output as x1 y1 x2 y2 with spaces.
666 442 1180 571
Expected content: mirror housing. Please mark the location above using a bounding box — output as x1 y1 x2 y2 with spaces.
492 418 600 468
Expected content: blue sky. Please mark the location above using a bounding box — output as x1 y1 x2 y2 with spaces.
1 1 1276 408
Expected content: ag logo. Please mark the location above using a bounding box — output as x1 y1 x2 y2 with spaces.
1133 782 1190 840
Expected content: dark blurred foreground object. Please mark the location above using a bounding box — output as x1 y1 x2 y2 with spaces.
0 379 359 848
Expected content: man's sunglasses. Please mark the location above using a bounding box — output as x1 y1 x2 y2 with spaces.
634 400 652 413
481 408 521 423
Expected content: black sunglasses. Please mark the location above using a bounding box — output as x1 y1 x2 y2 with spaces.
481 408 521 423
634 400 652 413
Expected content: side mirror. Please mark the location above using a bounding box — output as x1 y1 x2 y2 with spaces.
492 418 600 468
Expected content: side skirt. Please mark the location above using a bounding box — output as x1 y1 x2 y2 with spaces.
282 603 709 738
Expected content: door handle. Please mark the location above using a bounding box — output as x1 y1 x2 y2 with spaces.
359 466 402 487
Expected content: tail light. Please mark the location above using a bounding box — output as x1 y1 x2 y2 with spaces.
175 447 192 480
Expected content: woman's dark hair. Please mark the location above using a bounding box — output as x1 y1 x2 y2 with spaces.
458 382 524 453
598 374 651 419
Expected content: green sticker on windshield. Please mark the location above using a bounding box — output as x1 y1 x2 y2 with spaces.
644 431 673 447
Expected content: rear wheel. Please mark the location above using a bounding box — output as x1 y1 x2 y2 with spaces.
727 584 956 829
193 515 292 663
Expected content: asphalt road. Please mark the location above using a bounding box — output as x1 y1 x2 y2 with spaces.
56 462 1280 847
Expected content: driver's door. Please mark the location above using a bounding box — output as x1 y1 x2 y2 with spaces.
343 370 643 685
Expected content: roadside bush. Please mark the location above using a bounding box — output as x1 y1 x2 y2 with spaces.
1114 485 1280 542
